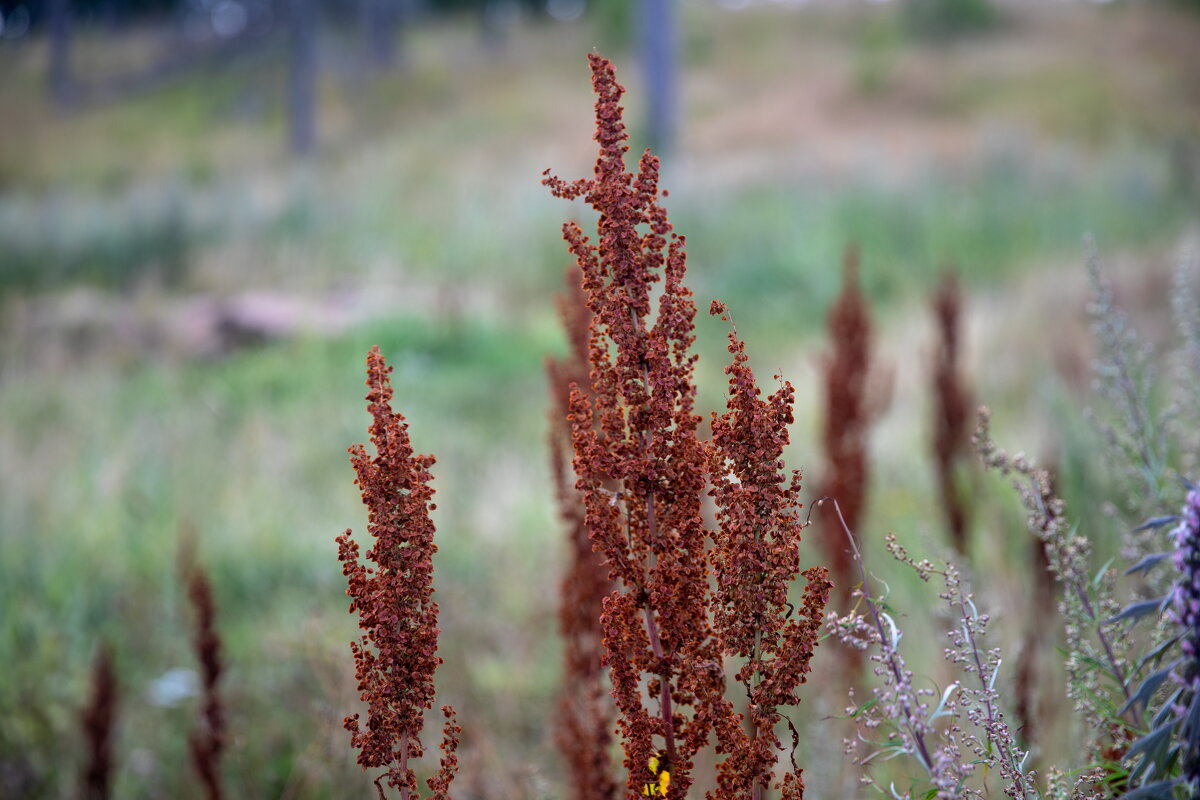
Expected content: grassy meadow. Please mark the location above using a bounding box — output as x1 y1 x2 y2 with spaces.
2 1 1200 797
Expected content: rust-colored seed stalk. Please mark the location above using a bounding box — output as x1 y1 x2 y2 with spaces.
1013 466 1059 754
188 568 225 800
1014 534 1054 751
818 246 878 608
545 54 827 799
544 53 717 796
81 643 118 800
337 346 459 800
708 303 831 800
930 270 972 554
548 268 618 800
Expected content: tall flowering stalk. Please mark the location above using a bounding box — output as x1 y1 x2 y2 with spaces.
548 269 618 800
1085 244 1170 539
336 346 459 800
1013 531 1056 754
546 54 827 799
1165 484 1200 792
544 53 723 797
818 246 880 609
930 271 972 555
707 303 831 800
187 567 225 800
828 522 1040 799
975 408 1139 775
80 643 118 800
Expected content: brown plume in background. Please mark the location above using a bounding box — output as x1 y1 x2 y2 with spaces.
187 567 225 800
547 268 618 800
817 246 882 609
930 270 973 555
80 643 118 800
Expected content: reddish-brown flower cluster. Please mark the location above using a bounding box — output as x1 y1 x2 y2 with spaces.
1014 532 1054 752
548 269 618 800
708 303 831 800
818 246 880 608
546 54 828 799
80 643 118 800
188 568 225 800
930 271 972 554
545 53 726 798
337 346 459 800
1012 460 1060 756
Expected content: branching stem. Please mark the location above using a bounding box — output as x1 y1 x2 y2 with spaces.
826 497 937 774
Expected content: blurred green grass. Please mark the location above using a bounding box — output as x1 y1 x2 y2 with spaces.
685 150 1190 346
0 313 562 795
2 1 1199 797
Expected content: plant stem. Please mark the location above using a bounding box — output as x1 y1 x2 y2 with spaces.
398 735 411 800
953 582 1034 799
643 488 679 765
830 499 937 774
1025 474 1142 729
627 303 680 766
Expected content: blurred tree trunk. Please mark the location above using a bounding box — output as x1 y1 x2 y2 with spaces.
639 0 676 156
47 0 73 107
360 0 406 70
289 0 316 155
1170 136 1199 202
480 0 518 53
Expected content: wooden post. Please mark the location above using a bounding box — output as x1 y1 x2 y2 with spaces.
640 0 676 156
289 0 316 155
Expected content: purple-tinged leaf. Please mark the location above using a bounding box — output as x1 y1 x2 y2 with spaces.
1182 691 1200 742
1151 686 1184 728
1125 553 1171 576
1139 633 1184 672
1120 662 1179 716
1121 779 1180 800
1125 720 1175 783
1134 515 1178 533
1105 597 1169 626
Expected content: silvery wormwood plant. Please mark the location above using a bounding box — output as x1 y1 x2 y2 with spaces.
824 498 1049 800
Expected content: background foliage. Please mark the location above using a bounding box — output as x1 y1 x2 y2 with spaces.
1 0 1199 797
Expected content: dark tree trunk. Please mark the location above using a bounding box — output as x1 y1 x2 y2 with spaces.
288 0 316 155
640 0 676 156
48 0 73 107
361 0 405 69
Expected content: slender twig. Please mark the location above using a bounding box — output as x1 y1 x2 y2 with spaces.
824 496 937 773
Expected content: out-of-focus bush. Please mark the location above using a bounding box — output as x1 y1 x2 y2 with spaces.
903 0 996 40
853 12 901 95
